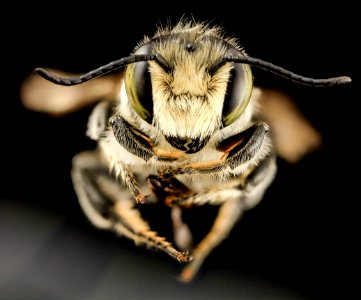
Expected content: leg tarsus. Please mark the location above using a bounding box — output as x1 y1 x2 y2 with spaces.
179 198 244 282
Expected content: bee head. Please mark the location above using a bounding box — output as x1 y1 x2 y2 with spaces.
34 20 351 154
125 22 253 153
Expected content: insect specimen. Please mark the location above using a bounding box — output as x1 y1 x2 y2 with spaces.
20 20 351 282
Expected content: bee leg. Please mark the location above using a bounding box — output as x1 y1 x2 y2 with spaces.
179 197 244 283
171 188 243 207
171 206 193 250
71 150 192 263
145 174 193 250
178 155 277 282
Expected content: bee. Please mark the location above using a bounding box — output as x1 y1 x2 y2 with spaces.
20 20 351 282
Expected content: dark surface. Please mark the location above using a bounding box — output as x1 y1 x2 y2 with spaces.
1 3 357 300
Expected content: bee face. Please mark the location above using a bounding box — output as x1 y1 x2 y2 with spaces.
124 22 254 153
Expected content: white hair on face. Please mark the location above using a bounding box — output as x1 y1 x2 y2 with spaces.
123 20 252 143
145 21 246 140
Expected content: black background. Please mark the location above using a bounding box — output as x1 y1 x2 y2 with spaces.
1 2 357 299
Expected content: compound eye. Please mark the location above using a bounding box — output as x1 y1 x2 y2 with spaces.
222 64 253 126
125 43 153 123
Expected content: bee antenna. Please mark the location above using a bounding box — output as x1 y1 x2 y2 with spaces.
225 55 351 87
34 54 157 86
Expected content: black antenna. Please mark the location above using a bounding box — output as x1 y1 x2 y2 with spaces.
35 54 158 86
35 53 351 87
225 55 351 87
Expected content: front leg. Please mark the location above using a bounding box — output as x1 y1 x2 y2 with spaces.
179 198 244 282
71 150 192 263
177 154 277 282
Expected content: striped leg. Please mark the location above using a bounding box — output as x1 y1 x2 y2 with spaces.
71 150 191 263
